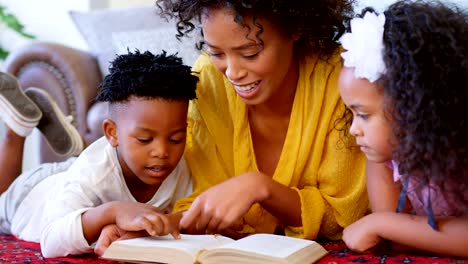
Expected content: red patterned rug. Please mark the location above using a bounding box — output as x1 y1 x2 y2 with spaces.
319 240 467 264
0 235 466 263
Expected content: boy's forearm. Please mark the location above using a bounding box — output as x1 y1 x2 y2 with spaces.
168 211 183 227
81 202 118 244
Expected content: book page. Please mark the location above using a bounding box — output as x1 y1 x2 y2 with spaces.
113 234 234 256
215 233 316 258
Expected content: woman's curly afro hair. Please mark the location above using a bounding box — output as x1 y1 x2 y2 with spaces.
96 49 198 103
380 0 468 191
157 0 356 58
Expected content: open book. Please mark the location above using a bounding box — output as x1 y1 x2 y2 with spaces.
101 233 328 264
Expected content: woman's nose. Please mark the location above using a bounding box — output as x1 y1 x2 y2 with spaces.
225 58 246 81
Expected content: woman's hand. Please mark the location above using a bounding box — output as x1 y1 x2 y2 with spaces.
180 172 270 234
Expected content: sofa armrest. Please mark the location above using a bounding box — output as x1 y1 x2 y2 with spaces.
4 41 104 163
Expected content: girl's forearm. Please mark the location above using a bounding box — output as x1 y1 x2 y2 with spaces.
373 212 468 257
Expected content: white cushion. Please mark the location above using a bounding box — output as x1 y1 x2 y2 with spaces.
112 28 200 67
70 5 198 76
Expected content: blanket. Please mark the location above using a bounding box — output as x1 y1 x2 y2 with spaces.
1 235 465 263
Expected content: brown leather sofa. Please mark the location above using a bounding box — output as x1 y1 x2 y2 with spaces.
4 42 106 163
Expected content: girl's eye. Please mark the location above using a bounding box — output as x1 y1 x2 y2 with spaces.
356 113 369 120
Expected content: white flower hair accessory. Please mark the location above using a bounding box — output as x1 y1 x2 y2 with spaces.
339 12 386 82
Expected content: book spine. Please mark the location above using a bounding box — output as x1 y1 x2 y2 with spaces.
193 249 208 264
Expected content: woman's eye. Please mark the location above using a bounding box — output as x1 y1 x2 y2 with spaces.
208 51 223 58
242 53 259 59
137 138 152 143
242 45 262 59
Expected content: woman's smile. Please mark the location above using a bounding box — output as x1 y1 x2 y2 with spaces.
233 80 261 99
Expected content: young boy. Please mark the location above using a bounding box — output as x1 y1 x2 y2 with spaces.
0 50 198 258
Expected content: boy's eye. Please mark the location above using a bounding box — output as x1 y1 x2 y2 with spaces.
137 138 152 143
169 138 184 144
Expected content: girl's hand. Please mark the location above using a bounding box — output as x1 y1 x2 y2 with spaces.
180 172 270 234
113 202 180 238
342 213 382 253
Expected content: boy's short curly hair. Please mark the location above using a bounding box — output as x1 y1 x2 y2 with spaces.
158 0 355 57
96 50 198 103
380 0 468 185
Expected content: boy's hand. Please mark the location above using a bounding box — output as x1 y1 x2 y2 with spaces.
113 202 180 239
95 212 183 256
94 224 146 256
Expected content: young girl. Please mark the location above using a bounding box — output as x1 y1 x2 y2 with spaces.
338 0 468 257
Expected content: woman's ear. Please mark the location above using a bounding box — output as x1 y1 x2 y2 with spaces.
102 119 118 147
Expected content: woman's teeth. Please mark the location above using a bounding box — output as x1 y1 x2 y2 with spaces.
235 81 260 92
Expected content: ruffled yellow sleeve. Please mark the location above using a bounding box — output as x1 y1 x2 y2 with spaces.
174 53 236 212
282 54 368 240
287 106 368 240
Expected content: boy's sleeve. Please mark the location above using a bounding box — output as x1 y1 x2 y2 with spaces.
39 169 104 257
40 207 93 257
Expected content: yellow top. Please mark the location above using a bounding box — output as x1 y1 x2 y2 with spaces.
175 52 368 240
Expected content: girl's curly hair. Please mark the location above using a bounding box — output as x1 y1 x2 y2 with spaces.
157 0 355 58
96 49 198 103
380 0 468 193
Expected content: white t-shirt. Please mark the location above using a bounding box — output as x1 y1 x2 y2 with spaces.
10 137 192 258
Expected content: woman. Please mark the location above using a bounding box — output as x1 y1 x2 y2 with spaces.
159 0 368 240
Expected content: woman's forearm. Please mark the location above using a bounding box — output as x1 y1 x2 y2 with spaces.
258 176 302 226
